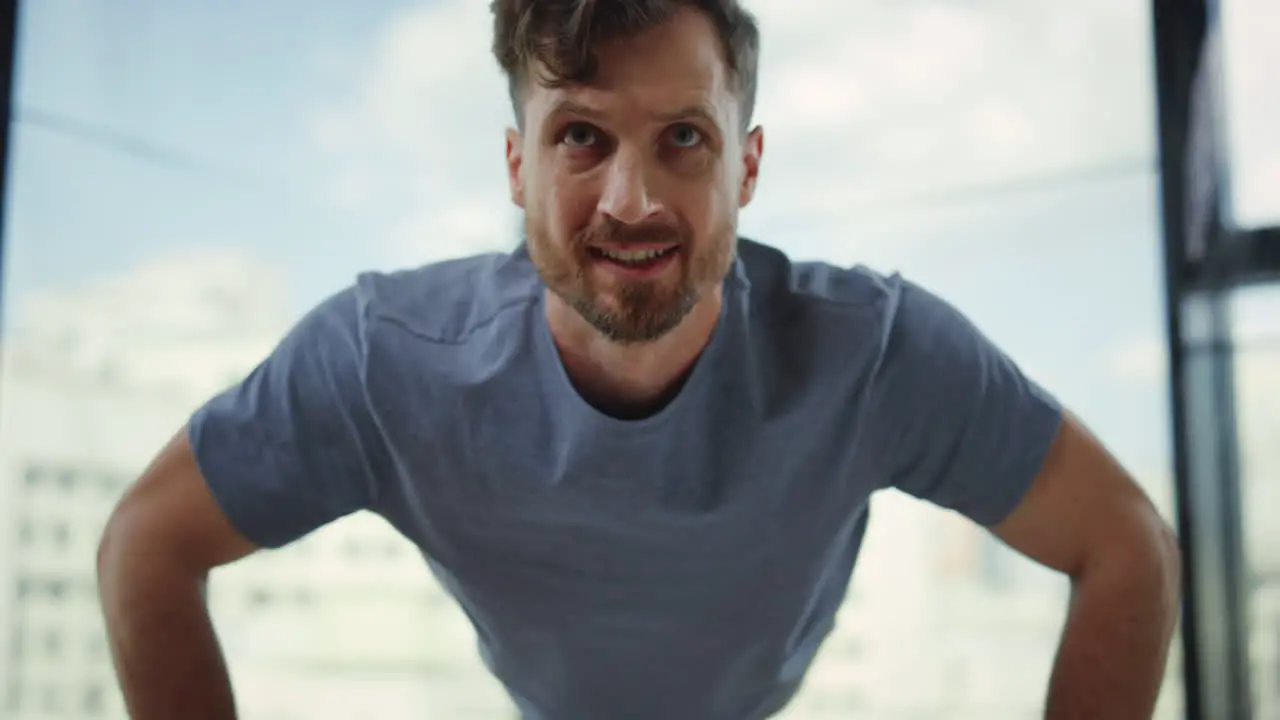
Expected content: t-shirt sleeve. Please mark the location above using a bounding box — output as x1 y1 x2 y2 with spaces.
187 286 387 549
863 279 1064 527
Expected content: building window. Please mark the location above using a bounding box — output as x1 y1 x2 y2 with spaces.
48 579 69 601
9 628 22 660
44 629 62 658
83 684 105 715
5 679 21 712
88 632 109 660
53 521 71 550
18 519 34 546
43 682 62 712
104 472 130 495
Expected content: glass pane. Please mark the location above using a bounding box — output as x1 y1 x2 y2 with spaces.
1219 0 1280 228
1231 286 1280 717
0 1 518 718
0 2 1182 720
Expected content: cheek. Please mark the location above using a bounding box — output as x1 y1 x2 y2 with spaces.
684 181 735 237
545 175 598 235
684 158 736 218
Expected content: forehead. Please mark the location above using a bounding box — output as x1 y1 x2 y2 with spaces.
524 8 737 127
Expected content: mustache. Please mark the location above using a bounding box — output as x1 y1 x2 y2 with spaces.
576 217 687 247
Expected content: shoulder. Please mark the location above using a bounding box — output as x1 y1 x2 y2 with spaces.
737 238 990 381
352 245 541 345
737 238 911 334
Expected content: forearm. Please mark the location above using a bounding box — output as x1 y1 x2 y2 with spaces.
1045 543 1181 719
98 544 238 720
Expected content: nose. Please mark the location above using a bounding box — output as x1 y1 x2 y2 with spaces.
596 150 663 225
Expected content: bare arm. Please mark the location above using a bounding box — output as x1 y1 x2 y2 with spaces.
97 428 259 720
992 414 1181 719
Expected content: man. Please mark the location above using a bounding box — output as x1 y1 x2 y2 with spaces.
96 1 1181 718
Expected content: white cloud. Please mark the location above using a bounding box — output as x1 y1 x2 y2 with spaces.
309 1 514 266
745 0 1154 222
310 0 1156 265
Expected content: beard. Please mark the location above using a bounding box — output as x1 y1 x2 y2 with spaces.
526 213 735 345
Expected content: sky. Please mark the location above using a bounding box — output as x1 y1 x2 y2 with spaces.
0 0 1276 531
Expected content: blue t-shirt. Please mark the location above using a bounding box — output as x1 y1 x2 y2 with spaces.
189 239 1062 720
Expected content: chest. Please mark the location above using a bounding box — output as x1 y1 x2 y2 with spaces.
365 333 880 633
400 414 870 636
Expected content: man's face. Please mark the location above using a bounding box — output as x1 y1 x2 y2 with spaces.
505 8 763 344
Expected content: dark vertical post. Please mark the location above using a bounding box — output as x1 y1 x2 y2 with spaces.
0 0 18 329
1152 0 1255 716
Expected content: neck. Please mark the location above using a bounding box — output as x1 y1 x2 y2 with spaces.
544 288 724 418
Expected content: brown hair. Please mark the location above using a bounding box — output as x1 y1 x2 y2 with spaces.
490 0 761 131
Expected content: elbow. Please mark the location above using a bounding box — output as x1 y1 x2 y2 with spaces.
1155 518 1183 608
97 490 152 591
97 499 132 592
1134 508 1182 596
1140 518 1183 638
1080 510 1183 629
96 529 112 583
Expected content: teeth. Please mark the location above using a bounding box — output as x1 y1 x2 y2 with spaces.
601 248 671 263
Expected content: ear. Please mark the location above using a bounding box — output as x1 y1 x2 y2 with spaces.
738 125 764 208
505 127 525 208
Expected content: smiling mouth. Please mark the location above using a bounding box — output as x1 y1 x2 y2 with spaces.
588 245 679 268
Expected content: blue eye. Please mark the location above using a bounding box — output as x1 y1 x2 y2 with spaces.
562 123 598 148
669 124 703 148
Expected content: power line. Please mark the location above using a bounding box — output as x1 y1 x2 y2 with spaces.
9 105 325 216
832 156 1157 216
9 104 1159 211
12 104 242 181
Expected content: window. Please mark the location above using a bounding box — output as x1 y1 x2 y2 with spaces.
1231 286 1280 717
88 632 108 660
8 628 22 660
48 578 68 601
43 628 62 658
0 1 1182 719
43 682 61 712
1218 0 1280 228
83 683 106 715
53 520 70 550
5 679 20 712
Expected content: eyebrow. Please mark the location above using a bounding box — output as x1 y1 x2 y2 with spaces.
549 99 720 127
